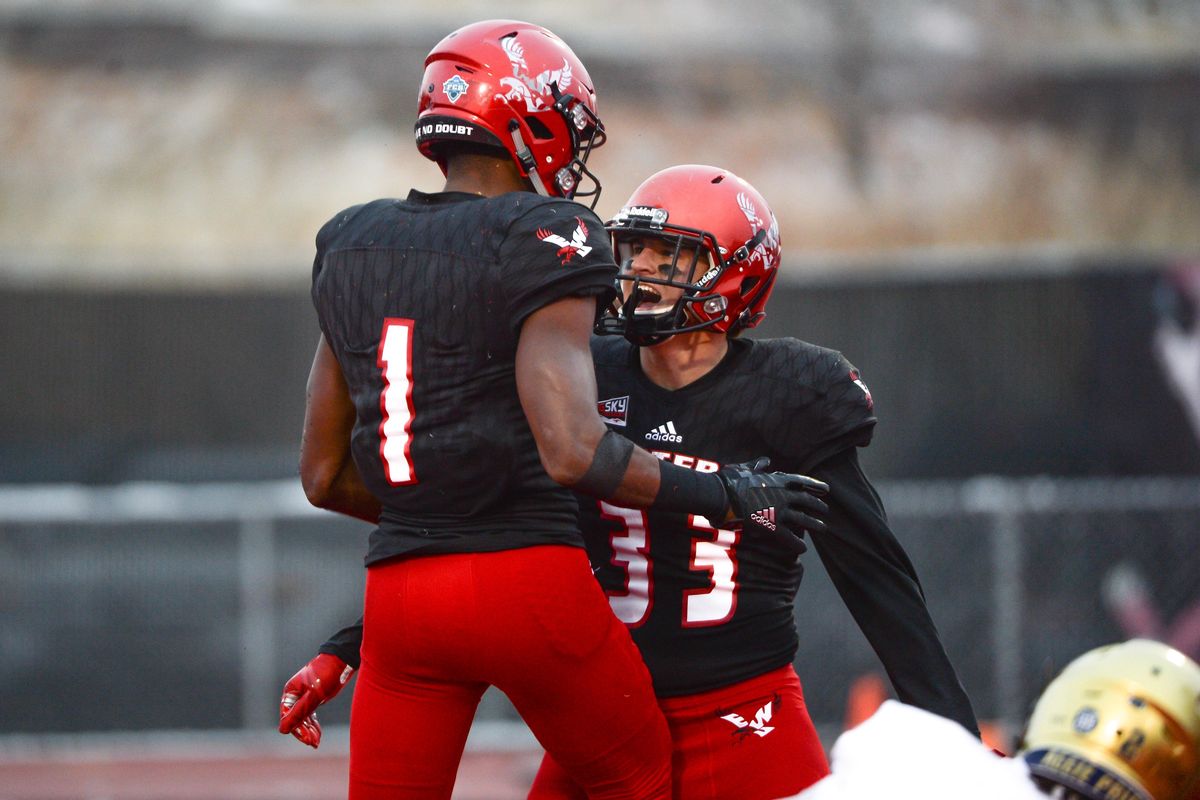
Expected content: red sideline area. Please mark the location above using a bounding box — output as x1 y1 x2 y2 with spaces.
0 679 1009 799
0 725 542 800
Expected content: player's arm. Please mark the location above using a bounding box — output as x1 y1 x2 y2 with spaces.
299 334 381 524
516 296 669 506
807 447 981 736
516 296 826 551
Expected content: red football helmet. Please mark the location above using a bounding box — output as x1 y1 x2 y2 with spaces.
598 164 781 345
414 19 606 206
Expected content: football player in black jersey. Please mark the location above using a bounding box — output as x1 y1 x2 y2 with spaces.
287 20 830 800
287 162 978 798
530 165 979 798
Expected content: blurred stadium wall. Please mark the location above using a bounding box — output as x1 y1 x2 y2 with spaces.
1 0 1198 752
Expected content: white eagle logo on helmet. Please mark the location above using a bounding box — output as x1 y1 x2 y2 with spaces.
736 192 780 268
498 33 573 112
501 34 528 70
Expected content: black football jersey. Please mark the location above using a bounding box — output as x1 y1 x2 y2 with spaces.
584 335 876 697
311 190 617 564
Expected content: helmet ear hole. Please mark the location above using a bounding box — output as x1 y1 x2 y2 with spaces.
524 116 554 141
740 276 760 297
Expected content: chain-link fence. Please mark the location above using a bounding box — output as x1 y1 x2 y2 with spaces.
1 477 1196 741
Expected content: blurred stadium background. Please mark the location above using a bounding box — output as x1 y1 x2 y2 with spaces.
1 0 1199 797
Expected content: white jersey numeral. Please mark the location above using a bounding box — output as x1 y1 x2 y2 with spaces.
377 318 417 485
683 515 738 626
598 504 739 628
600 502 652 626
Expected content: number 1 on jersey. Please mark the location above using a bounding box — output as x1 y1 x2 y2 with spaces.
378 318 417 485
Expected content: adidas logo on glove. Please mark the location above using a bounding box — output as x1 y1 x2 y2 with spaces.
750 506 776 531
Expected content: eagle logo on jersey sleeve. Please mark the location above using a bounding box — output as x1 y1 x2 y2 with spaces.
536 217 593 264
850 368 874 409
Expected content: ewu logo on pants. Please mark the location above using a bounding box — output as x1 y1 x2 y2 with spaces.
645 421 682 444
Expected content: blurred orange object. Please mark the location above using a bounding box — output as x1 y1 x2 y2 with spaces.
979 720 1008 755
844 672 889 730
844 671 1010 754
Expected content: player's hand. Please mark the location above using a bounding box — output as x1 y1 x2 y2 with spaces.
716 457 829 557
279 653 355 749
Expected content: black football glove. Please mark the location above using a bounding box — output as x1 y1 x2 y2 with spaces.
716 457 829 557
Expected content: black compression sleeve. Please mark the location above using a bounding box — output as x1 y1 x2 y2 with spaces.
574 429 636 498
653 460 729 521
808 448 980 737
318 617 364 669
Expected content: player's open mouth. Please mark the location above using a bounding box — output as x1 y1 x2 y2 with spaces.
629 285 671 315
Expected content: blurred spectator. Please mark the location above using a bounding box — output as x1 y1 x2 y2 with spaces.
1103 561 1200 662
1154 265 1200 445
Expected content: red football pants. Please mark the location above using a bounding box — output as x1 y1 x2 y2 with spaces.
528 664 829 800
348 545 671 799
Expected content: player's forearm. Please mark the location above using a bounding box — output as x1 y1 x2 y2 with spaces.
533 399 726 517
300 334 379 522
533 393 726 517
584 437 728 519
517 297 727 517
604 446 669 508
314 463 381 524
550 417 661 506
300 438 380 523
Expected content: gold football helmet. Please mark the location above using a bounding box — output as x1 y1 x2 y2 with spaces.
1019 639 1200 800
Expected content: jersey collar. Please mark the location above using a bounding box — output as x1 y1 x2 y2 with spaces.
627 337 752 399
406 188 487 205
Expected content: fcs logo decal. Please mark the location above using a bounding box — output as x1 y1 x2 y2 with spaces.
1072 707 1099 733
537 217 593 264
749 506 776 531
442 74 468 103
721 699 776 738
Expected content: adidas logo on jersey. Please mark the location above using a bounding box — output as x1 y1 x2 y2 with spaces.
645 421 682 443
750 506 776 531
